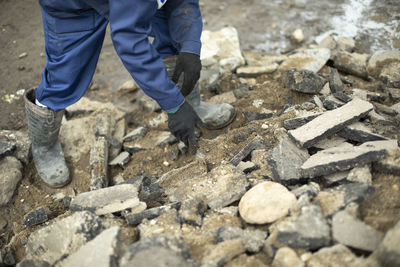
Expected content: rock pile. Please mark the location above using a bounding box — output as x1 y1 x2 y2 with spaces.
1 28 400 267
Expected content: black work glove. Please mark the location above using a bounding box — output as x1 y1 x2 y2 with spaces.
167 101 204 154
172 52 202 97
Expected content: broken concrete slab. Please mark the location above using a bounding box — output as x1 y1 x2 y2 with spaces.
236 161 258 173
0 156 23 206
283 112 323 130
125 202 180 226
25 211 103 265
230 135 265 166
332 210 383 251
337 37 355 52
276 204 330 250
301 140 397 178
329 68 345 94
89 136 108 191
216 225 267 253
288 98 374 148
279 48 331 73
373 148 400 175
65 97 125 121
267 135 310 185
239 181 297 224
109 151 130 168
338 122 387 143
283 69 326 94
170 164 249 209
333 51 369 79
236 64 278 77
312 135 349 151
351 88 386 103
59 226 121 267
22 207 48 227
69 184 143 215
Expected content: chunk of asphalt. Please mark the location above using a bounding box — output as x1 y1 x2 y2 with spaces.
373 149 400 176
267 135 310 185
338 122 387 143
288 98 374 148
22 207 48 227
301 140 397 178
321 95 345 110
230 136 265 166
124 202 181 226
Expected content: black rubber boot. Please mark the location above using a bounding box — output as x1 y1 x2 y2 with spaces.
24 88 71 188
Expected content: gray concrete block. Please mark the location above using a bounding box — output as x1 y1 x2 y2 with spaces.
288 98 374 148
301 140 397 178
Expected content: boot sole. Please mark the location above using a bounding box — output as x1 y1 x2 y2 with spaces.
204 109 237 130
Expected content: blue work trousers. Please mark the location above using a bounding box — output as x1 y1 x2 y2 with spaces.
36 0 202 112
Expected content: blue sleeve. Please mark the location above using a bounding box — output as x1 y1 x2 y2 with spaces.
109 0 184 112
164 0 202 56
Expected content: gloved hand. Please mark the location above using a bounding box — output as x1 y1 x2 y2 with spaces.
172 52 202 97
167 101 204 154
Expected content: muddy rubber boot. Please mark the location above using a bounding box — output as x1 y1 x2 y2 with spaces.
164 56 236 129
24 88 71 188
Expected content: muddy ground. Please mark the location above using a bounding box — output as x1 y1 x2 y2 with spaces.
1 0 400 263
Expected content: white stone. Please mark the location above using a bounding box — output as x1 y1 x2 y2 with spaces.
291 29 305 43
201 27 245 71
239 182 297 224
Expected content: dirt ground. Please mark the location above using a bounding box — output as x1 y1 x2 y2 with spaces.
1 0 400 263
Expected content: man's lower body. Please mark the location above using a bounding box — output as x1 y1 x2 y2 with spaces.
27 0 235 187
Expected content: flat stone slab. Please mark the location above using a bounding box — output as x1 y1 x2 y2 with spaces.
332 210 383 251
338 122 387 143
301 140 397 178
22 207 48 227
109 151 131 168
267 135 310 185
25 211 103 265
288 98 374 148
59 226 121 267
123 126 148 142
69 184 142 215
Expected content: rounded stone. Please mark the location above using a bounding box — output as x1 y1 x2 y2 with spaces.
238 181 297 224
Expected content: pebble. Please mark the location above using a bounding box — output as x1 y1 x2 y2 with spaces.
18 52 28 58
239 181 297 224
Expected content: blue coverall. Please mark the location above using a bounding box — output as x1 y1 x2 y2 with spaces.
36 0 202 112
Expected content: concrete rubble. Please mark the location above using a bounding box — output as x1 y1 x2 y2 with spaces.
2 26 400 267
